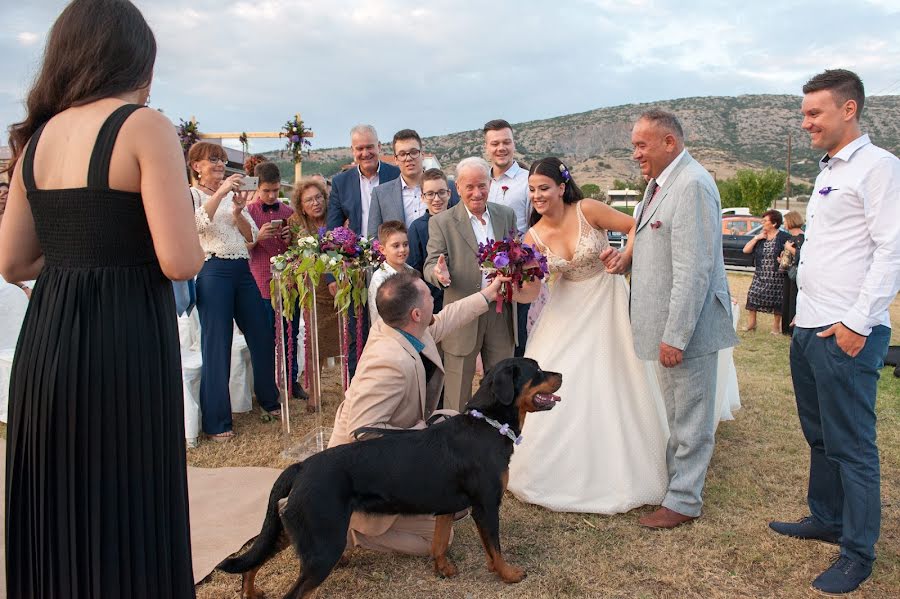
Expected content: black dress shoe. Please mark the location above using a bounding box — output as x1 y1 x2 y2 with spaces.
769 516 840 545
811 555 871 595
292 382 309 400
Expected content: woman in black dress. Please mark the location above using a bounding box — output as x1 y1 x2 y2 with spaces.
780 210 805 335
0 1 204 596
742 209 790 334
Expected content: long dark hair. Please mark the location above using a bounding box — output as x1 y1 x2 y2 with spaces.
528 157 584 227
6 0 156 172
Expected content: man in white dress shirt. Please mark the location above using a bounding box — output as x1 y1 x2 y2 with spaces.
769 69 900 596
367 129 427 233
483 119 531 357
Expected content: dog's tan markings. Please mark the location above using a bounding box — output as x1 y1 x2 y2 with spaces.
240 566 262 599
475 523 525 583
501 469 509 493
430 514 458 578
239 530 291 598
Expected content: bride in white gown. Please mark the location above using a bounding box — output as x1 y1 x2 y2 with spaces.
508 158 669 514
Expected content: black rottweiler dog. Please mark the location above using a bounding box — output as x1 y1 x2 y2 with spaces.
217 357 562 599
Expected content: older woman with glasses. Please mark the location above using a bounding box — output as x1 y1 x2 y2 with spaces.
288 177 341 394
188 141 281 440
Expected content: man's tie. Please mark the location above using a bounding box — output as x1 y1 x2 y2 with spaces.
640 180 660 226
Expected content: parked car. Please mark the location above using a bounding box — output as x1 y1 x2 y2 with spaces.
721 207 751 217
722 216 762 235
722 224 762 267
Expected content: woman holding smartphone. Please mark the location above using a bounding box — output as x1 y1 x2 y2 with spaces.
188 141 280 441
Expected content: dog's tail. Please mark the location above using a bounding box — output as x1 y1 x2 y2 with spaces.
216 462 302 574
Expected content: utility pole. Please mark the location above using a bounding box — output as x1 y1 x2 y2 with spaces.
785 131 792 210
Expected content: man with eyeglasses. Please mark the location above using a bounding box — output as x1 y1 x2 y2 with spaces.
368 129 458 236
325 125 400 380
408 168 454 314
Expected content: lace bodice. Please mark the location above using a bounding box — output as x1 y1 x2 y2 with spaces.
530 202 610 282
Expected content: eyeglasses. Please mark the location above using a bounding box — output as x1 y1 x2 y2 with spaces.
302 193 324 204
423 189 450 200
395 149 421 161
205 156 227 165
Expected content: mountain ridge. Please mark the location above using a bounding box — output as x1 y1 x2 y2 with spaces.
293 93 900 188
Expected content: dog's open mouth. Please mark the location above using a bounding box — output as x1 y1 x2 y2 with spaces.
533 392 561 410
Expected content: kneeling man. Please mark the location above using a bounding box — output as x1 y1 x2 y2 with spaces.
328 270 509 555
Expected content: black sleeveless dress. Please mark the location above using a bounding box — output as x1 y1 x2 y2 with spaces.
5 105 195 597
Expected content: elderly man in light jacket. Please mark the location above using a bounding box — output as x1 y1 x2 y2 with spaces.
328 270 508 556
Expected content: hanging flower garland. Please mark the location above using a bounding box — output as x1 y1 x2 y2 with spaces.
280 116 312 164
176 118 201 156
270 227 383 388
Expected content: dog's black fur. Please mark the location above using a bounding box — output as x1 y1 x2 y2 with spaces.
217 357 562 599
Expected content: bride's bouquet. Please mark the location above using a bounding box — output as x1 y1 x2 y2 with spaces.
478 232 549 313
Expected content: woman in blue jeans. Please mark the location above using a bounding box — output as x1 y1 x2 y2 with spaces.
188 141 280 441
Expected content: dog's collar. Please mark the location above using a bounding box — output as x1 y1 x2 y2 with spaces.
467 410 522 445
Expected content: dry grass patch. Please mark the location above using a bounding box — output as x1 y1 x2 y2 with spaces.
3 273 897 598
192 273 899 598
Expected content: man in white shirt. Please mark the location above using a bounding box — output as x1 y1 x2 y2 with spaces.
484 119 531 357
423 157 519 411
769 69 900 596
368 130 460 235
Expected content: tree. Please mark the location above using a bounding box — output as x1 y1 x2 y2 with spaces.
611 176 648 195
580 183 601 199
716 169 786 215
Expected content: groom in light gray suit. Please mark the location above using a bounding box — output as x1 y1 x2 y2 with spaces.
602 110 737 528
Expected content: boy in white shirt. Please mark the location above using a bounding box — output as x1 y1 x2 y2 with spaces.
369 220 416 324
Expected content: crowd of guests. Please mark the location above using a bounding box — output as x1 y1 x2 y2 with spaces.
1 1 897 596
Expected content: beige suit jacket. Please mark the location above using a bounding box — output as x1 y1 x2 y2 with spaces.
327 292 489 536
423 201 518 356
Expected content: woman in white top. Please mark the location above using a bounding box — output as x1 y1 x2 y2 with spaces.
187 141 281 441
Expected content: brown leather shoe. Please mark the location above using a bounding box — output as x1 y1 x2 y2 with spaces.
638 507 697 529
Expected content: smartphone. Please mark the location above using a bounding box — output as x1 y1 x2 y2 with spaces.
239 176 259 191
271 219 284 228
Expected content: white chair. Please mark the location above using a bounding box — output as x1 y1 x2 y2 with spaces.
0 280 30 423
177 312 203 447
230 330 253 413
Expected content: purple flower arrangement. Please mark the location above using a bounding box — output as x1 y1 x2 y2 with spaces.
478 232 549 313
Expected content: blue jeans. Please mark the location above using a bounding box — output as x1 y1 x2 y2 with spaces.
196 258 279 434
790 324 890 566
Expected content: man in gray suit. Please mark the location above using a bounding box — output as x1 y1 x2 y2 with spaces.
424 157 518 411
601 110 737 529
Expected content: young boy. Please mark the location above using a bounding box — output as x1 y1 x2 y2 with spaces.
369 220 416 324
407 168 451 313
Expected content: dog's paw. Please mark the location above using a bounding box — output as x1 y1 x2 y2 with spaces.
433 556 459 578
497 564 526 584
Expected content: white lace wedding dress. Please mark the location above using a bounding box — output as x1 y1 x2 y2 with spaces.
508 202 669 513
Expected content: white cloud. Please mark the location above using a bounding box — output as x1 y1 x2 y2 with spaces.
16 32 40 45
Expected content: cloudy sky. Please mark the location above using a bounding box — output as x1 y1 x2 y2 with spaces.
3 0 900 151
